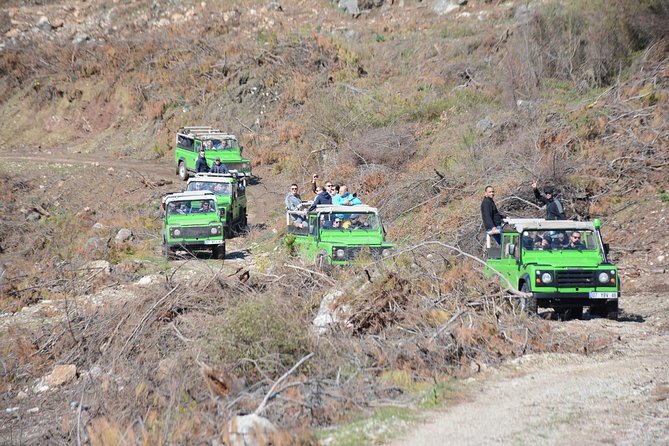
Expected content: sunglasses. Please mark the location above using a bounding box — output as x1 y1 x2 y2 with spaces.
334 220 341 224
572 236 581 240
326 184 333 188
291 187 298 190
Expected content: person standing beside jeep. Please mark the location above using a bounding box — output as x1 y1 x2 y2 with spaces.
481 185 504 245
532 181 566 220
195 149 210 173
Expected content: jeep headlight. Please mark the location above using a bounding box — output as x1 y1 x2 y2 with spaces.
598 272 610 283
336 249 345 259
536 270 553 285
382 248 391 257
173 229 181 237
211 227 219 235
540 272 553 284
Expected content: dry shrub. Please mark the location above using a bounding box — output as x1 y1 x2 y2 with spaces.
345 125 417 169
502 0 669 99
346 272 412 335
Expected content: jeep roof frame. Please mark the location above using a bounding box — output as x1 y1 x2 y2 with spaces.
178 126 238 141
164 190 216 205
503 218 599 234
309 204 380 215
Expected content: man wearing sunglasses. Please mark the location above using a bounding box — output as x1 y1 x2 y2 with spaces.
563 231 585 250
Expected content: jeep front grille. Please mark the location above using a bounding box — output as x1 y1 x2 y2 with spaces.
173 227 213 238
333 246 385 261
556 270 595 287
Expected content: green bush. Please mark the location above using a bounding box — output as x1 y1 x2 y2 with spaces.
216 295 312 372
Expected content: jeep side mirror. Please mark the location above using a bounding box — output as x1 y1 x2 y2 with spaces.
603 243 610 255
219 209 225 218
508 243 516 257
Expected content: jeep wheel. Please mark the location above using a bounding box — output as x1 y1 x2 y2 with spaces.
590 301 618 320
213 244 226 260
315 252 328 272
163 245 176 260
566 306 583 320
178 161 189 181
518 282 538 315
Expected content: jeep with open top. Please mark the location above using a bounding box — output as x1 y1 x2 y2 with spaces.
162 190 226 260
186 172 247 237
485 218 619 319
175 126 252 180
286 204 394 266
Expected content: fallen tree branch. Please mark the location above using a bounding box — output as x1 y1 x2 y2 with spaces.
282 264 336 286
254 352 314 416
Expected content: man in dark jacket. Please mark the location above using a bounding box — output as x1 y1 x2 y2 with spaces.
195 149 210 173
481 185 504 244
308 186 332 212
210 157 229 174
532 181 566 220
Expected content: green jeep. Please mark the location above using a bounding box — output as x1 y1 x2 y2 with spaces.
186 173 247 237
286 204 394 266
162 191 226 260
486 218 619 319
175 126 252 180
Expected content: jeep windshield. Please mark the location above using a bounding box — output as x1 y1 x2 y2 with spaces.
207 138 240 151
186 181 231 195
321 212 379 230
520 229 598 251
166 199 217 215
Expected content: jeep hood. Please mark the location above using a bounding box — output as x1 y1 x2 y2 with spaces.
319 230 386 246
523 250 607 268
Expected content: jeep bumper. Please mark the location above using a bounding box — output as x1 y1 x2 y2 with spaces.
533 291 619 308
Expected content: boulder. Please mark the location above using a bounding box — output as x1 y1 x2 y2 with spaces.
337 0 360 16
86 260 112 275
432 0 464 15
45 364 77 387
115 228 132 243
227 414 277 446
37 16 52 31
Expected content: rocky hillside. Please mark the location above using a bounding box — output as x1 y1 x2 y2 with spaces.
1 0 668 444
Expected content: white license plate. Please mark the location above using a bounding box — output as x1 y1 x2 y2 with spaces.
589 292 618 299
203 240 220 245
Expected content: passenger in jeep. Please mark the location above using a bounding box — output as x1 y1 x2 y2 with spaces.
198 201 215 213
285 184 307 227
563 231 585 250
211 157 229 174
168 202 185 215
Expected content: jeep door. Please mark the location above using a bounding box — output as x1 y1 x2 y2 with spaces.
494 233 521 288
175 134 198 172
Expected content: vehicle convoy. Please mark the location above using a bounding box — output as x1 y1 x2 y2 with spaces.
186 172 247 237
161 191 226 260
175 126 252 180
485 218 619 319
285 204 394 266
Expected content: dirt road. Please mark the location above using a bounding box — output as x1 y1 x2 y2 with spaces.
391 292 669 445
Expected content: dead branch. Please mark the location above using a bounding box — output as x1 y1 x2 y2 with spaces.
254 352 314 416
282 263 336 286
112 284 180 367
387 241 529 296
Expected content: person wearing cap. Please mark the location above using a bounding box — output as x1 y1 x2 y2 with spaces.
210 157 229 174
532 180 566 220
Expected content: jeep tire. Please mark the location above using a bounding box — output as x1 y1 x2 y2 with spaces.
519 282 538 315
163 245 176 260
178 161 189 181
590 301 618 320
213 244 226 260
